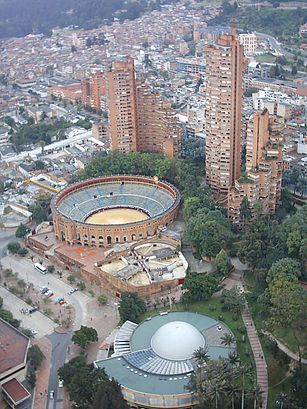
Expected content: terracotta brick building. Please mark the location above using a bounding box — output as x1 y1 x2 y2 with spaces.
106 57 181 158
81 71 106 110
228 109 284 225
205 27 244 197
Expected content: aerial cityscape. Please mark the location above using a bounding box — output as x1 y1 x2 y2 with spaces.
0 0 306 408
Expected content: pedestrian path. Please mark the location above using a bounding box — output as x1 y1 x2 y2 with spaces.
262 331 307 365
242 305 268 409
32 337 52 409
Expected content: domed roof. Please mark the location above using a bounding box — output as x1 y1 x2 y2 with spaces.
151 321 205 361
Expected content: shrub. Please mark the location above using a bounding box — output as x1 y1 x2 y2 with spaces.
97 294 108 305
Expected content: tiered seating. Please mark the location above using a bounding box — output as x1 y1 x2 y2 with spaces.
57 181 176 223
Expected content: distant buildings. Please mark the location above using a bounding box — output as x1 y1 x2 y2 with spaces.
81 71 106 110
238 33 257 57
205 27 244 197
107 57 181 157
228 109 284 225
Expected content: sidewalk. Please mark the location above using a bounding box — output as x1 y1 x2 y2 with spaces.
262 331 307 365
242 305 268 409
32 337 52 409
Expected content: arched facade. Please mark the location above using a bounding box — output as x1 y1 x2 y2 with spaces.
51 175 180 247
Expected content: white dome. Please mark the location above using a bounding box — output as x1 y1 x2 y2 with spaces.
151 321 205 361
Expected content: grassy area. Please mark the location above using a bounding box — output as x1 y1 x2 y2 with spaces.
142 297 255 369
256 53 276 63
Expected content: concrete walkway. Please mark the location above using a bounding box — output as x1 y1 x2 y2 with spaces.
262 331 307 365
242 305 268 409
32 337 52 409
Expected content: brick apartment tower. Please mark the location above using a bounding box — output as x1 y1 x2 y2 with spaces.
81 71 106 110
228 109 283 225
205 27 244 198
107 57 181 157
107 57 138 153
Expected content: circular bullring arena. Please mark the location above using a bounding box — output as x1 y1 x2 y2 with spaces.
51 175 180 247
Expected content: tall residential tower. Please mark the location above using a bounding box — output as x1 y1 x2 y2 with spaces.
106 57 181 157
205 27 244 197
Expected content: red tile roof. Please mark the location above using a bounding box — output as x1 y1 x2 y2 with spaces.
0 319 29 375
2 378 31 404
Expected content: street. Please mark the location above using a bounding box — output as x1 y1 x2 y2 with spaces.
0 286 57 337
1 255 89 328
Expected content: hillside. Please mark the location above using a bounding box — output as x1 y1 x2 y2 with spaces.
0 0 171 39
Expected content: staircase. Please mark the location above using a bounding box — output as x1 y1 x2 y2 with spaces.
242 304 268 409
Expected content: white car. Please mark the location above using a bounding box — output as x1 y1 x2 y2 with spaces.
58 379 64 388
30 329 38 336
49 390 54 400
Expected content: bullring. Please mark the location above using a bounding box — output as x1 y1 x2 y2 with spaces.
51 175 180 247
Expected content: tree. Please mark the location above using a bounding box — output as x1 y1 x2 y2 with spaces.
15 223 29 238
182 273 220 303
118 292 146 324
92 378 129 409
27 370 36 388
58 355 106 408
67 274 76 283
291 64 297 75
47 265 55 273
7 241 21 254
97 294 108 305
27 345 45 370
222 287 245 314
193 346 210 365
267 257 301 283
240 196 252 225
215 249 231 277
72 326 98 349
34 160 45 170
221 333 236 347
59 355 127 409
0 296 2 308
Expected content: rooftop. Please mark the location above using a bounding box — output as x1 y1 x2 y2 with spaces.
0 318 29 376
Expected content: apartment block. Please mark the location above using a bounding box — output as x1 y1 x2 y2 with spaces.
228 109 284 225
107 57 181 157
239 33 257 57
205 27 244 197
81 71 106 110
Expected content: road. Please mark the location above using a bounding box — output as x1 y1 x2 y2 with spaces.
47 332 73 409
256 31 284 55
1 255 89 328
1 254 91 409
0 286 57 337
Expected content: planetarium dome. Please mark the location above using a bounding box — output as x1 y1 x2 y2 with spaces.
151 321 205 361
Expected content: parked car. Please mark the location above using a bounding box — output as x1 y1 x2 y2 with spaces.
54 297 64 304
58 379 64 388
49 390 54 400
30 329 38 336
29 306 38 314
59 300 65 305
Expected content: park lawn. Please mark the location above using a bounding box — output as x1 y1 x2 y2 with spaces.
255 53 276 63
142 297 255 369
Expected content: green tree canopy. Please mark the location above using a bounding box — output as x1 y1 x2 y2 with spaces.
221 286 245 314
15 223 29 238
118 292 146 324
72 326 98 349
182 273 220 303
215 249 231 277
27 345 45 370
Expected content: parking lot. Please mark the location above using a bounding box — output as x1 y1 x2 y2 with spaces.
0 286 57 337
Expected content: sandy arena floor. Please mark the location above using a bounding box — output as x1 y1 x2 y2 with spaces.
86 208 149 225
